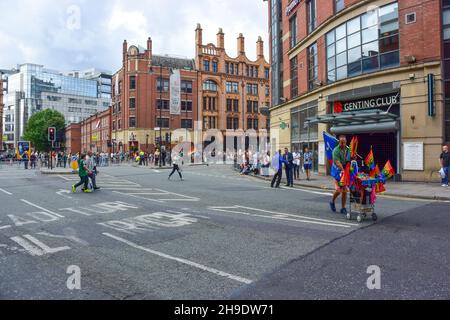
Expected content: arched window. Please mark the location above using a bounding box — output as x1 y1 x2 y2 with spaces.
203 80 218 92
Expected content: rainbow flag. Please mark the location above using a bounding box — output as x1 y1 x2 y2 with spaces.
365 148 375 170
339 162 351 187
370 164 381 179
381 160 395 179
349 136 359 159
349 161 358 184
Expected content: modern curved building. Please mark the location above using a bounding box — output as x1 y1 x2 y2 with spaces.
268 0 446 181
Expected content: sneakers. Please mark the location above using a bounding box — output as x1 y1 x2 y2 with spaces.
329 202 336 212
94 187 100 190
442 184 449 187
83 189 93 193
340 208 348 215
71 185 76 193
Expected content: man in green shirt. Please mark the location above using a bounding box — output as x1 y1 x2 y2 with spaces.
72 154 92 193
330 134 349 215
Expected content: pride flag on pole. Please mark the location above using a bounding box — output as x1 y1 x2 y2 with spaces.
365 148 376 170
381 160 395 179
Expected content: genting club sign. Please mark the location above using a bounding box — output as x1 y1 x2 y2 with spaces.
286 0 301 16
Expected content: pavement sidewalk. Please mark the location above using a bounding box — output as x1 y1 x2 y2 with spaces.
247 172 450 201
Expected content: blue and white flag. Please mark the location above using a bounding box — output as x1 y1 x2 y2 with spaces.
323 131 337 162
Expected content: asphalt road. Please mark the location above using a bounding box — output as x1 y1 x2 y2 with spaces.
0 164 448 299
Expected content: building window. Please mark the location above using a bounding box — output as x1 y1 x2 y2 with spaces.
227 117 240 130
129 97 136 109
307 0 317 34
226 62 229 74
335 0 344 13
157 99 170 110
226 81 239 93
181 101 192 111
181 80 193 93
265 68 270 79
308 43 318 91
69 98 82 104
290 56 298 98
203 116 217 129
326 2 399 83
156 118 170 128
118 81 122 94
246 83 258 95
129 117 136 128
203 80 218 91
290 14 298 48
130 76 136 90
230 63 234 75
157 78 169 92
235 64 239 75
213 61 218 73
247 118 259 130
204 60 210 71
246 65 249 77
247 101 259 113
265 85 270 97
181 119 193 129
203 97 217 111
112 121 116 130
118 119 121 129
227 99 239 112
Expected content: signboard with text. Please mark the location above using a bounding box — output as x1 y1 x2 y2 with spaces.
333 92 400 114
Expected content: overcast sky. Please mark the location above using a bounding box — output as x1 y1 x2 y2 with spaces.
0 0 269 73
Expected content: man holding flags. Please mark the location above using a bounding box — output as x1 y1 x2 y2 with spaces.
329 134 350 215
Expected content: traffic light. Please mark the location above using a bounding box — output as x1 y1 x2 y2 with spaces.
48 127 56 142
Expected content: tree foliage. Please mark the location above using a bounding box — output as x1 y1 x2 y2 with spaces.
23 109 66 152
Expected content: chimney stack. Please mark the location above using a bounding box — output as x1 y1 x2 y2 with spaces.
217 28 224 48
237 33 245 55
257 36 264 59
195 23 203 47
122 40 128 62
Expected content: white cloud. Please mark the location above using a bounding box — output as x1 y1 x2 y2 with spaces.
0 0 269 72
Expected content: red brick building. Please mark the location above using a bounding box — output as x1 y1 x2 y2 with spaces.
195 25 270 139
80 108 112 153
268 0 444 181
111 38 198 153
65 123 81 155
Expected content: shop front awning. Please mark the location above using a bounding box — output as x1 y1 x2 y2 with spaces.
306 109 399 134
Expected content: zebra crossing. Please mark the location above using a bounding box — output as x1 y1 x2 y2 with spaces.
57 174 199 203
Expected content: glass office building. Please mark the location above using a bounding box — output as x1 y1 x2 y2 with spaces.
2 63 111 149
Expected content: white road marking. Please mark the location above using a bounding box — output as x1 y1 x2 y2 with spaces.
208 205 357 228
103 232 253 284
0 188 12 195
112 191 164 203
56 189 73 199
20 199 65 218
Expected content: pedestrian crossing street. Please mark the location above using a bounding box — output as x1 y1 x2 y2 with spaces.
57 174 199 203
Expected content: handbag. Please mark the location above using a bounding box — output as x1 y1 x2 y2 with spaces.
439 167 446 179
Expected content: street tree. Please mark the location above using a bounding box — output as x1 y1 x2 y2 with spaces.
23 109 66 152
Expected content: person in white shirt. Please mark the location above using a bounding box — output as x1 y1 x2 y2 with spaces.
293 150 301 180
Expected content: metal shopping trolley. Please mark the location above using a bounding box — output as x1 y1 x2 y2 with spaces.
347 177 385 223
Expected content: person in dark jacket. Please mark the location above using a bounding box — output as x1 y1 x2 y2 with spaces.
283 147 294 187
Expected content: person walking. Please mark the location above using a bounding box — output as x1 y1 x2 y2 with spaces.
440 145 450 187
22 152 29 170
72 154 92 193
86 151 100 190
30 152 37 169
330 135 350 215
303 147 313 181
283 148 294 187
168 153 183 181
154 149 160 167
271 150 285 188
